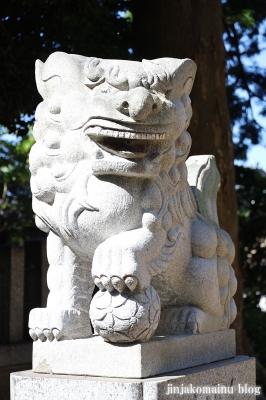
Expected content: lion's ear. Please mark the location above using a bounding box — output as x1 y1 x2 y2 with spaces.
35 52 87 100
35 59 45 98
151 58 197 98
35 52 65 100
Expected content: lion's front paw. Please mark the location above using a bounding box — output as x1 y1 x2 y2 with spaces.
28 308 92 341
91 234 151 293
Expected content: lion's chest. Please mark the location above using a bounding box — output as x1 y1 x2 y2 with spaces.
76 175 144 253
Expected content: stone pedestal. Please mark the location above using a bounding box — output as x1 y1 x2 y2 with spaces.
32 330 235 378
11 356 256 400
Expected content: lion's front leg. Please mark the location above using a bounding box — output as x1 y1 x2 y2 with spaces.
91 227 167 293
29 232 94 341
90 227 165 342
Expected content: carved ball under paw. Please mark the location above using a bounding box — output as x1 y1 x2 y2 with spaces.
89 285 161 343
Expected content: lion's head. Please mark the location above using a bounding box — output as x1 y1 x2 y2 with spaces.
30 53 196 204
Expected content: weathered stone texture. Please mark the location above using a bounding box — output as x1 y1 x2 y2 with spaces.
32 330 236 378
11 357 256 400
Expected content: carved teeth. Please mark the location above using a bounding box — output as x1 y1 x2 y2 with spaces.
86 126 166 140
95 149 104 159
89 126 102 134
103 129 110 136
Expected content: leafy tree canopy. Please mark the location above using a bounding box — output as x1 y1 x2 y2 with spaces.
223 0 266 159
0 0 132 138
236 165 266 366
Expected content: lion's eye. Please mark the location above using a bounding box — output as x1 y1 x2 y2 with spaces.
105 64 129 91
84 57 105 88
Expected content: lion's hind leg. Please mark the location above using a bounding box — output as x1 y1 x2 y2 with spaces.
156 254 223 336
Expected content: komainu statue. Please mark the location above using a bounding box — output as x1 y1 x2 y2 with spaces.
29 52 237 343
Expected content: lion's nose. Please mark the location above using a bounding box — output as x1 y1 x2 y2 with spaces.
113 87 161 121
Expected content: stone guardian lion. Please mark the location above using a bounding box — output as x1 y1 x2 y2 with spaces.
28 52 237 343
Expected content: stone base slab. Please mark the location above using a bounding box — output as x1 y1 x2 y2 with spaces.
33 330 235 378
11 356 256 400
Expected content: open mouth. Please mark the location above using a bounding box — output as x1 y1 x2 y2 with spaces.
85 125 167 159
86 125 167 140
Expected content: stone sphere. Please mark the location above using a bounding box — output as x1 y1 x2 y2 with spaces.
89 285 161 343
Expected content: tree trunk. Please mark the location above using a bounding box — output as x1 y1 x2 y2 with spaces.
132 0 243 353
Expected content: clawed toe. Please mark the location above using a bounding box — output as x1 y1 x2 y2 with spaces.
101 276 114 292
29 328 38 341
93 274 139 293
186 320 198 334
53 328 63 341
35 328 47 342
29 328 63 342
111 276 126 293
43 329 54 342
124 276 138 291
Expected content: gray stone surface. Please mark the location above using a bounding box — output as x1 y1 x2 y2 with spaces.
11 356 256 400
28 52 237 344
33 330 235 378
